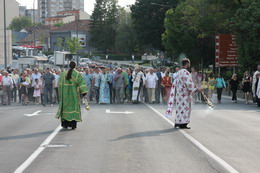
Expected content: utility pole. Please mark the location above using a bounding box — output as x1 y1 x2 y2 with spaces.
3 0 7 69
33 0 36 55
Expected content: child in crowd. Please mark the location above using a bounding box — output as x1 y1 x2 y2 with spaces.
33 78 41 104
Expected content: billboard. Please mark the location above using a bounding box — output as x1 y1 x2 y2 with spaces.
215 34 239 67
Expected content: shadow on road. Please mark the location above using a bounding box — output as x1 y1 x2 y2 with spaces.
0 131 54 141
111 128 177 141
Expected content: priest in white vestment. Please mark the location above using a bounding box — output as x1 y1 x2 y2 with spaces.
166 59 202 129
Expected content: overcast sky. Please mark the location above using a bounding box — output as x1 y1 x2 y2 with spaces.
16 0 136 14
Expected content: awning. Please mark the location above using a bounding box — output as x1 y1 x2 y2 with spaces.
21 44 41 49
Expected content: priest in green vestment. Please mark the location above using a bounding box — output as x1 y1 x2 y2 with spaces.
56 61 88 130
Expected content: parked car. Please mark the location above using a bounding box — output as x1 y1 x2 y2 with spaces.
151 58 173 67
79 58 92 67
48 57 54 64
47 55 54 59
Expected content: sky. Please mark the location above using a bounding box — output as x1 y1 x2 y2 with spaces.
16 0 136 14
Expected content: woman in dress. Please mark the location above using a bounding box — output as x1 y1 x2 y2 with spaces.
161 71 172 103
242 71 252 104
230 74 239 103
201 73 209 103
20 72 29 105
208 72 216 101
99 68 110 104
126 68 133 103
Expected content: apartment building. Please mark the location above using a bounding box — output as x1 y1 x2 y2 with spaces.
38 0 84 23
0 0 19 66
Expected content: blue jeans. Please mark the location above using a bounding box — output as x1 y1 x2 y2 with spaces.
44 85 53 105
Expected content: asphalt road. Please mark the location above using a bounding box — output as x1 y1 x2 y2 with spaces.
0 97 259 173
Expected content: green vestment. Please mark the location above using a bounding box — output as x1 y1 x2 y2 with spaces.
56 70 87 122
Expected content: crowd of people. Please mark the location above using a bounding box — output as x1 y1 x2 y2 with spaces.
0 64 259 107
0 68 60 106
190 65 260 105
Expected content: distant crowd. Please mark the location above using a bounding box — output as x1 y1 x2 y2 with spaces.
0 64 259 107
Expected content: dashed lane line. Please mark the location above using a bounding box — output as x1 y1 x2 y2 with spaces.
14 125 62 173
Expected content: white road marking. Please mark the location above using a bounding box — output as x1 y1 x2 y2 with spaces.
105 109 134 114
145 103 239 173
24 110 42 117
43 144 72 148
14 125 62 173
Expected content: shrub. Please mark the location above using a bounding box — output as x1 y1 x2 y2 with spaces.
95 54 141 61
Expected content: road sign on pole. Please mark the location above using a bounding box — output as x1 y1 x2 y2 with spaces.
215 34 239 67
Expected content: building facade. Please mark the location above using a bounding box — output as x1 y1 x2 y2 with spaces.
45 10 91 26
0 0 19 66
25 9 40 23
38 0 84 23
19 6 40 24
19 6 26 16
50 20 92 53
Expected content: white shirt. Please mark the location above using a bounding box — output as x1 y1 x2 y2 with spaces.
2 76 13 86
146 73 158 88
54 74 60 88
11 74 19 85
31 73 42 86
257 76 260 98
161 72 166 78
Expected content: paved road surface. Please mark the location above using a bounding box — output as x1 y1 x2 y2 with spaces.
0 97 259 173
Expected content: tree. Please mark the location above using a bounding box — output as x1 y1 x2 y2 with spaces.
57 38 63 51
115 8 136 54
90 0 119 53
39 31 46 51
162 0 259 69
131 0 179 51
230 1 260 71
54 22 65 27
66 37 81 54
162 0 242 67
9 16 33 31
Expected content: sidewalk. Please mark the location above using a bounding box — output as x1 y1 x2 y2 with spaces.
216 89 254 103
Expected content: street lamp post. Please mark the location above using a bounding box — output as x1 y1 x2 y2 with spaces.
3 0 7 69
76 14 79 65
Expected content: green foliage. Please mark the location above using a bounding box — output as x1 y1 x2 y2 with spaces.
66 37 81 54
222 71 234 80
131 0 179 51
230 1 260 71
57 38 63 51
97 54 141 61
90 0 119 53
9 16 33 31
115 8 136 54
162 0 221 66
35 22 44 27
54 22 64 27
162 0 260 69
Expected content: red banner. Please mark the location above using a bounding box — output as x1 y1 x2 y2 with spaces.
215 34 239 67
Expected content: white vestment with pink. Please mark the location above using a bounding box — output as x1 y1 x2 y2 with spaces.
165 68 197 125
